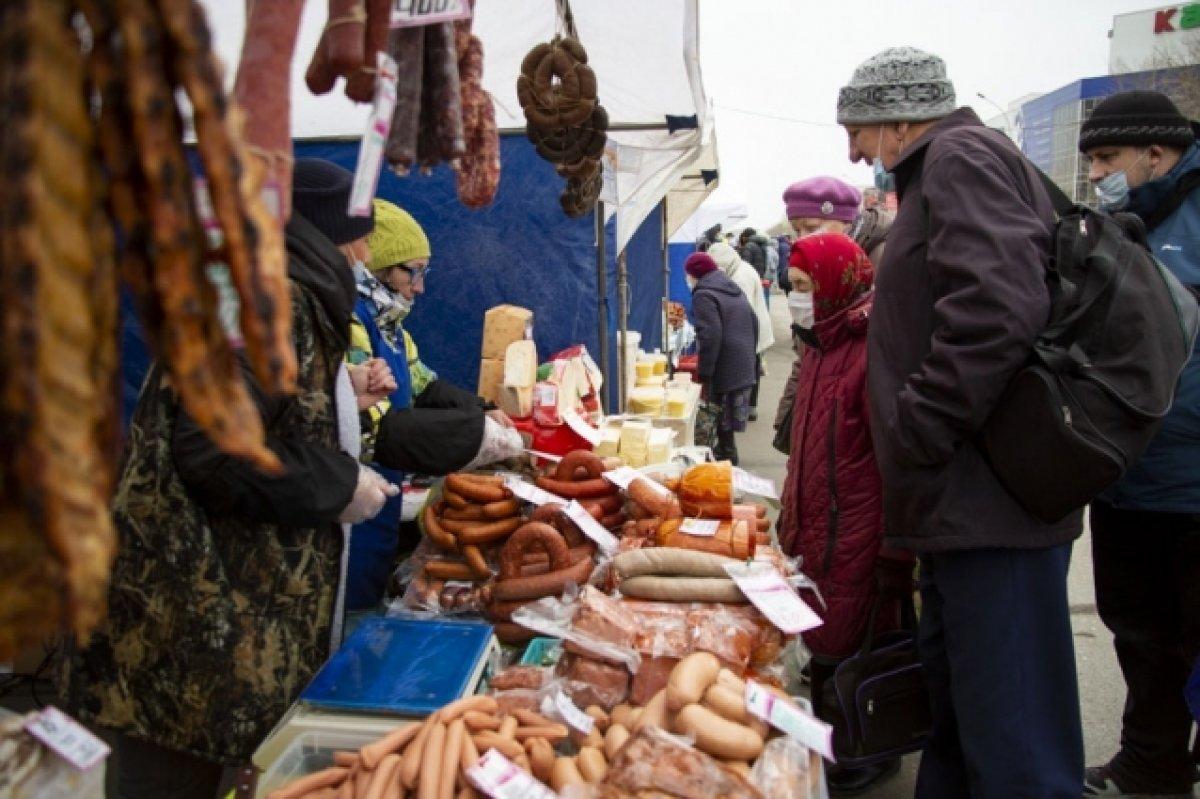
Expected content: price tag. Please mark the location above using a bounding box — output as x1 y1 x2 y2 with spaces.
724 563 822 635
544 689 595 734
349 51 399 217
602 467 671 497
564 500 619 554
563 410 602 446
733 467 778 500
503 475 564 507
744 682 835 762
679 518 719 537
24 706 110 770
468 749 558 799
391 0 472 27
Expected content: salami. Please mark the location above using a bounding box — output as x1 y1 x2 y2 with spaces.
385 26 424 174
416 22 466 171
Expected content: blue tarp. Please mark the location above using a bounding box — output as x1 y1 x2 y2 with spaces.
121 134 668 421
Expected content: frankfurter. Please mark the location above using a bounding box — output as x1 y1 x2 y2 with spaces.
445 473 509 503
423 503 459 552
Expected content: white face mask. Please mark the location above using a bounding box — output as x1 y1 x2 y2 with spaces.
685 275 698 290
789 291 814 329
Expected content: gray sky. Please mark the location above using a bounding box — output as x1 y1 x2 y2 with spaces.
697 0 1151 229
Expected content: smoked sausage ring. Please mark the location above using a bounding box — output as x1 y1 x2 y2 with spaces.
499 522 570 580
555 450 606 482
493 554 596 602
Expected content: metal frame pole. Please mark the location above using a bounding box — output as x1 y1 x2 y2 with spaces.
616 250 629 414
595 201 609 414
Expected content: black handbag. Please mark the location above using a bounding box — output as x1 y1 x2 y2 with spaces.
820 595 930 767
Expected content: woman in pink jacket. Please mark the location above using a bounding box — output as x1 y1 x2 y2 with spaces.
777 232 913 794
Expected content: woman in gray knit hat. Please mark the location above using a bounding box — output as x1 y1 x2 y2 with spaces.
835 47 1085 799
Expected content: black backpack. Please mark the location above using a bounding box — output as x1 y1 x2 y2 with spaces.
979 172 1200 523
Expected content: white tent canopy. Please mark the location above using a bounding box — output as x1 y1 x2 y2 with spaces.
669 200 750 245
196 0 713 255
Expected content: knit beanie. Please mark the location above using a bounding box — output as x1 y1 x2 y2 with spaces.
291 158 375 246
1078 90 1196 153
783 177 862 222
684 252 719 279
837 47 956 125
367 199 431 271
706 242 740 276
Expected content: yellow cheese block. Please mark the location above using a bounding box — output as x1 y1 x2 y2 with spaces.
595 427 621 458
647 428 674 465
498 385 534 418
665 390 689 418
477 358 505 405
482 304 533 360
504 340 538 388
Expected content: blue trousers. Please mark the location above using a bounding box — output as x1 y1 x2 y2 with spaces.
915 544 1083 799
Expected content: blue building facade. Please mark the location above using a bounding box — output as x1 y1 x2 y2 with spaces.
1018 65 1200 202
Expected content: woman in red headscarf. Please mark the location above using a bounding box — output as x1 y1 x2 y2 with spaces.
776 233 913 792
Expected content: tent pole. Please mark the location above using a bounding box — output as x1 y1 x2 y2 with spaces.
595 201 609 414
660 197 669 354
616 250 629 414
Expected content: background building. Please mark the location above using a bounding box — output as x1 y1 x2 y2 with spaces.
1017 4 1200 203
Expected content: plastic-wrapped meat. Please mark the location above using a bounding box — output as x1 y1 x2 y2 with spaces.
599 725 762 799
232 0 305 220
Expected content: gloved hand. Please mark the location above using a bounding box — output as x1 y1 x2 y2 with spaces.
464 417 525 470
875 555 916 598
338 464 400 524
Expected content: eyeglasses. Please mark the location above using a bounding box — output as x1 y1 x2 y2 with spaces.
396 264 429 284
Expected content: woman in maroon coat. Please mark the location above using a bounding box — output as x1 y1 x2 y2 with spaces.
777 232 912 792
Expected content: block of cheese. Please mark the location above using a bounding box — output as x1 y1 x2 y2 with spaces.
504 340 538 388
620 419 652 467
498 385 534 418
550 359 578 417
477 358 505 405
647 428 674 465
595 426 621 458
665 390 689 418
628 387 664 415
482 305 533 360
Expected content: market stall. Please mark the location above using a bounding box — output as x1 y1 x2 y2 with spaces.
0 2 834 796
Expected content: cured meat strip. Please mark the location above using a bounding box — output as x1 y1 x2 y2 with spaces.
455 32 499 208
232 0 304 220
416 22 466 170
306 0 367 95
385 26 424 174
156 0 297 396
114 0 279 472
0 0 116 655
344 0 390 103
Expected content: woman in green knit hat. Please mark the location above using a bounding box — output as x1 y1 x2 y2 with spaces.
343 199 521 610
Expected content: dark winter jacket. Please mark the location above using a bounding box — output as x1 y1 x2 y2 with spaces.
869 107 1083 552
775 237 793 292
64 212 360 764
740 236 768 277
778 294 902 658
375 378 489 474
1101 142 1200 512
691 270 759 395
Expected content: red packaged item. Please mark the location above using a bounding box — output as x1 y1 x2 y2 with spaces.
558 653 630 710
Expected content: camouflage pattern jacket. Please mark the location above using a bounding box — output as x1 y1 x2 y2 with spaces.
62 215 360 764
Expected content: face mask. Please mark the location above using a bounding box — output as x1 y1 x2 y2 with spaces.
685 275 698 290
393 292 413 321
1094 151 1155 211
872 126 896 193
789 291 814 329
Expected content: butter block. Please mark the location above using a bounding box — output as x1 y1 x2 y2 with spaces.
481 304 533 360
595 427 621 458
504 340 538 388
477 358 505 405
647 428 674 465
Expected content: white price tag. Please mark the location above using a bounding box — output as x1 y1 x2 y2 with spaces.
744 682 835 762
545 689 595 734
724 563 822 635
24 706 110 771
679 518 720 537
503 475 564 507
733 467 778 500
391 0 473 27
349 52 399 217
563 410 602 446
564 500 619 554
468 749 558 799
601 466 639 489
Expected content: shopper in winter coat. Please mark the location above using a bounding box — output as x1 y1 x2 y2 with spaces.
840 47 1083 798
738 227 768 277
774 235 793 293
1076 90 1200 799
686 252 758 464
776 232 912 793
62 160 397 796
773 176 865 450
708 242 774 422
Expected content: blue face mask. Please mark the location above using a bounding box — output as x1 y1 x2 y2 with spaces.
872 126 896 193
1094 151 1150 211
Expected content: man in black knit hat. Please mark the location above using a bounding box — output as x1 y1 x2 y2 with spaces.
1078 90 1200 799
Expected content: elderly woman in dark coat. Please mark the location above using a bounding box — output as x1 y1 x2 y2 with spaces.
685 252 758 464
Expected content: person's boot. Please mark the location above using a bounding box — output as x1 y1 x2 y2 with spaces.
1083 764 1197 797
